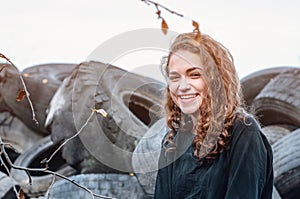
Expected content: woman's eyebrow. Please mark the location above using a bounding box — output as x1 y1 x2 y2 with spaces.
168 67 202 75
168 71 179 75
186 67 202 73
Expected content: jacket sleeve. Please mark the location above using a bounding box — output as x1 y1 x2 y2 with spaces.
224 122 274 199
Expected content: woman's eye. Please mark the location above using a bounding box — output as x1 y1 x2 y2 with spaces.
169 76 179 81
190 73 201 78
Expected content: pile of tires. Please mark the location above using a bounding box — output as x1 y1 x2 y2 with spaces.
0 63 77 198
6 61 165 198
1 62 299 199
241 66 300 199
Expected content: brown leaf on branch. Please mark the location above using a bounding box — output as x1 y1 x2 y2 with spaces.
142 0 201 38
156 10 161 17
16 90 26 102
192 20 199 30
161 19 169 35
192 20 201 42
19 189 25 199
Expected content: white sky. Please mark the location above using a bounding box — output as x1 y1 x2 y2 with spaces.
1 0 300 79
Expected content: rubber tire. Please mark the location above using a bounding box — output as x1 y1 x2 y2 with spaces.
132 118 167 197
0 112 43 153
77 61 165 172
10 136 78 197
272 128 300 199
252 68 300 127
240 66 296 107
261 125 290 145
45 61 165 173
272 186 282 199
0 171 16 198
47 173 147 199
0 63 76 135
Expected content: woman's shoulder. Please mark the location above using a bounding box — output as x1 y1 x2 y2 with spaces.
233 113 261 132
229 113 266 147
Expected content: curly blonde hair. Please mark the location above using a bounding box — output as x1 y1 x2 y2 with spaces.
161 32 244 164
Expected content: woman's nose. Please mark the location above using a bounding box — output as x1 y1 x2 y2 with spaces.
178 76 190 90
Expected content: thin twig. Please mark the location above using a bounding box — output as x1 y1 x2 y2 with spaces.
141 0 184 18
0 135 114 199
1 142 21 154
140 0 201 39
0 154 21 199
0 53 39 125
0 136 34 184
42 110 96 165
45 175 55 199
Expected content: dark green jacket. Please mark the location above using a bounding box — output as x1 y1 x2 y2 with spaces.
154 116 274 199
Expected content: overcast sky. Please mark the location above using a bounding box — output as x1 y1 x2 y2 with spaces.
1 0 300 79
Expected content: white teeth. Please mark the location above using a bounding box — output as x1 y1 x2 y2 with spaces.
180 94 197 99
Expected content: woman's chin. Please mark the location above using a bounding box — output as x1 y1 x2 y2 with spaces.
180 105 200 115
179 100 201 114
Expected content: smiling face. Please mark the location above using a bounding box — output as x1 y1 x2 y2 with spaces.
168 50 207 115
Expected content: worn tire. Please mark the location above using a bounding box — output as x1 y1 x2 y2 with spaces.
272 185 282 199
10 136 78 197
47 173 147 199
0 171 16 198
0 112 43 153
261 125 290 145
76 61 165 172
0 63 76 135
253 68 300 127
45 61 165 173
132 118 167 197
272 128 300 199
240 66 296 107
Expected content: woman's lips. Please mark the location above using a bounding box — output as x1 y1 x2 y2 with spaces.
179 94 197 99
178 94 200 103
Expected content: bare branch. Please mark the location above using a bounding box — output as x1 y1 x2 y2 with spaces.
1 142 21 154
0 156 20 199
141 0 201 39
141 0 184 18
0 53 39 126
1 135 114 199
42 109 96 165
0 137 34 184
45 175 55 199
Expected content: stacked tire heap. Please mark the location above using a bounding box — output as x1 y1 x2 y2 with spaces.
0 61 165 199
241 67 300 199
0 62 299 199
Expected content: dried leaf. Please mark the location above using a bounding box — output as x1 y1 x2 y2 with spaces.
161 19 169 35
23 73 30 77
156 10 161 17
93 108 107 117
42 78 48 84
192 20 201 42
192 20 199 30
195 32 201 42
19 189 25 199
16 90 26 102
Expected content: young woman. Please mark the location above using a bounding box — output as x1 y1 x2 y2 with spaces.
154 32 274 199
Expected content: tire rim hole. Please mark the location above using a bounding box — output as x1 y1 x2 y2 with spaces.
28 142 67 176
0 147 20 174
126 94 162 127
